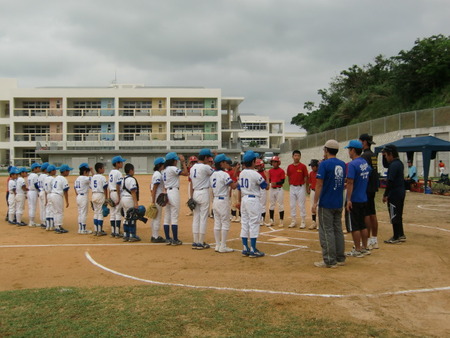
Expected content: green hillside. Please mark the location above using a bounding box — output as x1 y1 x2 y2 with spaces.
291 35 450 134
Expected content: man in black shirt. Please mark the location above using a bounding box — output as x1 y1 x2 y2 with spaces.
359 133 379 249
382 144 406 244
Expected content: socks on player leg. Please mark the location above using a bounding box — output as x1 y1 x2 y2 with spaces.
164 224 170 239
269 210 274 220
214 230 221 248
250 238 257 252
242 237 249 251
279 211 284 222
172 224 179 241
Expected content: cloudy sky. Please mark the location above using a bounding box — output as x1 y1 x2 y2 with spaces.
0 0 448 131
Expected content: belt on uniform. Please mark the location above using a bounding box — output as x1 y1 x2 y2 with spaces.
292 184 304 186
168 187 179 190
195 188 207 191
216 196 226 200
110 189 117 192
272 187 282 189
79 193 85 196
247 195 256 198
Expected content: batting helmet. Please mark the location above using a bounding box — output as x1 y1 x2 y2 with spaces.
255 159 264 166
271 156 281 163
137 205 146 217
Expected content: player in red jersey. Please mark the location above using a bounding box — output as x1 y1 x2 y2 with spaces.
267 156 286 227
286 150 309 228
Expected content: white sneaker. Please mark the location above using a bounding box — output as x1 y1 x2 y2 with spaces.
308 221 317 230
230 216 237 222
372 238 379 249
266 219 274 227
288 220 296 228
215 245 220 252
234 216 241 223
300 221 306 229
219 245 234 253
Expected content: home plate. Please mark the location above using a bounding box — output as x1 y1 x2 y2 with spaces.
267 237 290 242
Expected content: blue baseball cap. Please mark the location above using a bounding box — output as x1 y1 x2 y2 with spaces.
165 152 179 161
243 150 259 163
112 156 126 165
344 140 363 149
9 166 19 174
79 162 90 169
31 163 41 170
154 157 165 165
59 164 73 172
199 148 213 157
214 153 230 164
19 167 30 173
40 162 49 171
46 165 58 172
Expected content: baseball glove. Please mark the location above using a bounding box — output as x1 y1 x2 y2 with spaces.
102 204 110 217
146 203 158 219
186 197 197 211
156 193 169 207
106 197 116 208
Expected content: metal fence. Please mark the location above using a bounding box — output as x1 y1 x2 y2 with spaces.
282 106 450 152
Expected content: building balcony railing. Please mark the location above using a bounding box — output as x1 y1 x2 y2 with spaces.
66 133 115 141
170 132 218 141
66 109 114 117
170 108 218 117
13 109 63 117
13 157 42 166
118 108 167 117
118 132 167 141
14 133 63 142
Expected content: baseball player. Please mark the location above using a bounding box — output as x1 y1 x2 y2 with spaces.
267 156 285 227
121 163 141 242
75 163 92 234
38 162 49 228
210 154 237 253
44 165 57 231
308 159 319 230
190 148 215 250
226 161 241 223
162 152 188 245
287 150 309 228
150 157 166 243
7 167 19 224
49 164 72 233
255 159 269 226
109 155 126 237
91 162 108 236
15 168 29 226
239 151 268 258
27 163 41 227
186 156 198 216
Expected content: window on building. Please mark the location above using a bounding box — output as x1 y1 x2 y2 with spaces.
73 101 101 109
23 149 37 158
22 101 50 115
23 125 50 134
241 138 267 147
171 101 204 109
122 101 152 116
242 123 267 131
123 124 152 140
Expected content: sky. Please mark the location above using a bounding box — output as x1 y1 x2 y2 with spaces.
0 0 449 132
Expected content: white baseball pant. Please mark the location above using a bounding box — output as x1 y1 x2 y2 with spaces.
39 191 46 224
269 188 284 211
164 188 180 225
289 185 306 219
240 195 261 239
15 194 26 223
8 193 16 222
192 189 210 235
76 194 89 225
92 192 106 221
49 193 64 227
27 190 38 221
151 202 163 238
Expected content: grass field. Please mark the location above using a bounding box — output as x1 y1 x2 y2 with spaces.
0 286 405 337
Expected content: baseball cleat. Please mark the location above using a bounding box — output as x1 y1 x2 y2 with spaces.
219 246 234 253
151 236 166 243
171 239 183 246
128 236 141 242
345 249 364 258
192 242 199 249
299 221 306 229
241 249 251 257
309 221 317 230
288 220 296 228
384 237 400 244
196 242 210 250
249 249 265 258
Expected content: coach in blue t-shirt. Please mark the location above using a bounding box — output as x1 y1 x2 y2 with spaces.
344 140 371 258
312 139 346 268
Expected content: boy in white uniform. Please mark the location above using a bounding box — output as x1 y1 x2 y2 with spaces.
190 148 215 250
38 162 49 228
7 167 19 224
49 164 72 233
150 157 166 243
162 152 188 245
44 165 57 231
27 163 41 227
75 163 92 234
109 155 126 237
121 163 140 242
91 162 108 236
15 168 29 226
238 151 268 258
210 154 237 253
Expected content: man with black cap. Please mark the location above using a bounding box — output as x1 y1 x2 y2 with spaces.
382 144 406 243
359 133 379 249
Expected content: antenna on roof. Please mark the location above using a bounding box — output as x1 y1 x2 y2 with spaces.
111 70 117 86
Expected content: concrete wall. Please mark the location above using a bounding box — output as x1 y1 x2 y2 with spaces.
280 126 450 178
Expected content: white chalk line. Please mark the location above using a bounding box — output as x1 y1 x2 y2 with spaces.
84 251 450 298
417 204 450 212
379 220 450 233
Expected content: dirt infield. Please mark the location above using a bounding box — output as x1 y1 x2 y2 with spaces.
1 175 449 336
